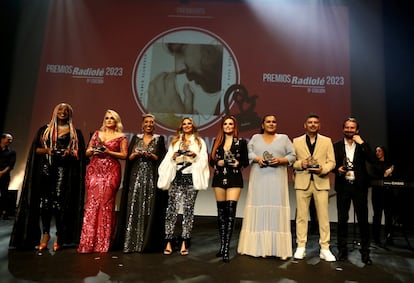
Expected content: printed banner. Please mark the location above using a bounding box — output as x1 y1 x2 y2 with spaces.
32 0 350 147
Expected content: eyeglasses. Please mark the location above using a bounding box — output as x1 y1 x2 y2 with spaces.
105 117 115 120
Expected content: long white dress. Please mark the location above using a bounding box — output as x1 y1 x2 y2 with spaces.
237 133 296 258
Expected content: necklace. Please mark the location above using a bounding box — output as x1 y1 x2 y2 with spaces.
58 124 69 130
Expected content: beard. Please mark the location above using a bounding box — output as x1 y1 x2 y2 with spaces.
344 131 356 139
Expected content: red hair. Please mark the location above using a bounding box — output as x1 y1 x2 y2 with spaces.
211 116 239 161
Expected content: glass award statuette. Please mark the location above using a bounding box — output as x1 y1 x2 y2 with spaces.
134 139 147 153
262 151 273 166
93 142 106 153
224 150 236 166
343 157 355 183
307 156 320 172
178 141 189 156
177 141 191 166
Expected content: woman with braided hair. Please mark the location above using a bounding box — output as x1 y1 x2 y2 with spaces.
10 103 86 251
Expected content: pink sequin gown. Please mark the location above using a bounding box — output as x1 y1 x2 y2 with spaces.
77 132 126 253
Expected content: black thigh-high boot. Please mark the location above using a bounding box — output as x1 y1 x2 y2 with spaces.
223 200 237 262
216 201 227 257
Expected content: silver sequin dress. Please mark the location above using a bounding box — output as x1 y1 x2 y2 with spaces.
123 134 166 253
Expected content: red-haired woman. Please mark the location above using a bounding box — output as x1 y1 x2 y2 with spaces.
210 116 249 262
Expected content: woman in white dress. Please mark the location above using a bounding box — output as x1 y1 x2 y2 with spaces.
237 114 296 260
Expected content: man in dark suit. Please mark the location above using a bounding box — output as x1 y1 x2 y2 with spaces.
333 118 375 265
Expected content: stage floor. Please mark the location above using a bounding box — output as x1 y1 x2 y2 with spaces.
2 216 414 283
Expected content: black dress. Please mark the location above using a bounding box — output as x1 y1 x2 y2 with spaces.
9 125 86 250
210 138 249 189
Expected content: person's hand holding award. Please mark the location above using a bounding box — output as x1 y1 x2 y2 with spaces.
224 150 236 166
306 156 320 173
262 151 273 167
176 141 191 166
177 141 189 156
92 142 106 154
135 139 153 158
134 140 146 154
343 157 355 183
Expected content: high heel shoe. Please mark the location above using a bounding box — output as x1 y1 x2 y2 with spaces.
38 233 50 251
53 237 61 252
180 239 189 256
163 241 172 255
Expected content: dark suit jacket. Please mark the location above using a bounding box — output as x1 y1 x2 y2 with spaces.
333 139 375 192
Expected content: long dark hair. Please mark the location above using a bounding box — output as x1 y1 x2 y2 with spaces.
376 145 388 162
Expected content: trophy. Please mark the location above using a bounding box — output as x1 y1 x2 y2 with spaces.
176 141 190 166
343 157 354 171
93 141 106 153
263 151 273 166
52 147 66 156
307 156 320 172
134 139 147 153
343 157 355 182
177 141 189 156
224 150 236 166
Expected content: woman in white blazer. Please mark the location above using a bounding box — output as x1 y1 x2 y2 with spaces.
158 117 209 256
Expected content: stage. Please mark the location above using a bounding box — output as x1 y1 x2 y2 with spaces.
2 216 414 283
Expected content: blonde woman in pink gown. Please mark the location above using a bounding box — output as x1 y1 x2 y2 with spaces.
78 110 128 253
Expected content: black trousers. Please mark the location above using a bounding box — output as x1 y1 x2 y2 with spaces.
371 186 394 241
336 182 370 255
0 175 10 214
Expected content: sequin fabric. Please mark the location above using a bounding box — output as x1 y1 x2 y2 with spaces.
40 133 71 234
123 136 158 253
77 133 125 253
165 173 198 240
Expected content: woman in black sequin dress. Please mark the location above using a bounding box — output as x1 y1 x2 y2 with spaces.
10 103 86 251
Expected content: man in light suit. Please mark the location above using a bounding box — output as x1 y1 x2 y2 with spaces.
292 114 336 261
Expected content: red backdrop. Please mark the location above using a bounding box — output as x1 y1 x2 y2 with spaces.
31 0 350 148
